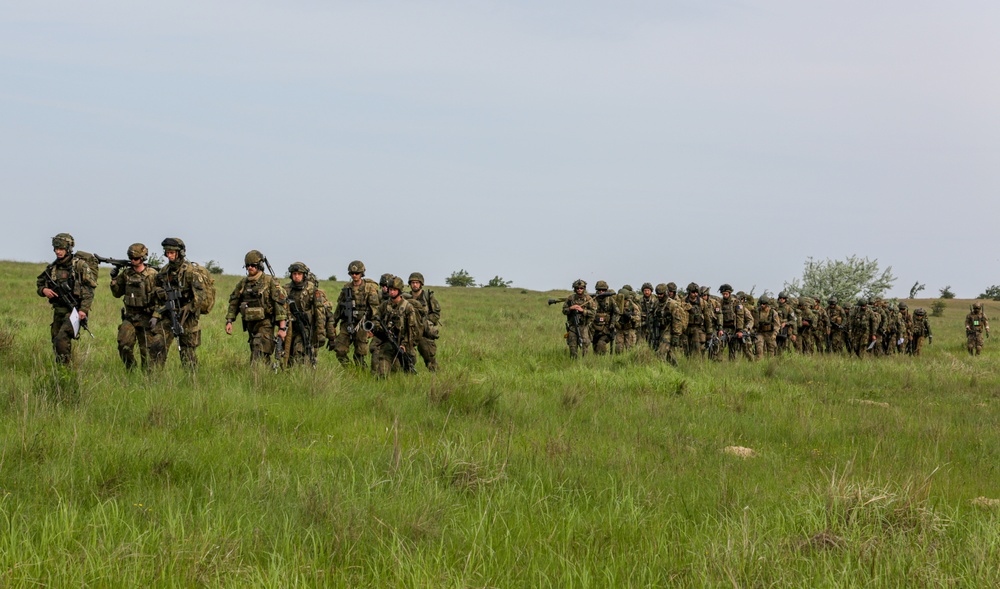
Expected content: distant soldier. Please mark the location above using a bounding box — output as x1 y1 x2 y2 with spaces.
370 276 420 376
811 297 829 354
638 282 657 346
283 262 332 367
225 250 287 365
36 233 97 365
562 279 596 359
965 302 990 356
716 284 753 361
652 283 687 365
775 292 797 353
370 273 395 372
908 308 932 356
753 296 781 359
591 281 619 354
795 297 817 354
615 285 642 351
827 297 849 354
897 302 912 354
331 260 381 368
683 283 712 357
405 272 441 371
109 243 163 370
849 298 879 357
151 238 208 369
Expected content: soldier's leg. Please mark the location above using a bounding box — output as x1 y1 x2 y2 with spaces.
179 329 201 369
374 343 393 377
51 310 75 365
249 320 275 364
594 332 609 355
352 330 369 367
656 340 678 366
417 337 437 371
117 320 138 370
333 329 352 366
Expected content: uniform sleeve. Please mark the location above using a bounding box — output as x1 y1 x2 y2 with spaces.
404 303 421 349
225 280 243 322
77 264 97 314
110 271 126 298
271 281 287 322
427 292 441 324
188 267 207 316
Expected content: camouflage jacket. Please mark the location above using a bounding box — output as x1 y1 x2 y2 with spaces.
684 296 712 332
617 296 642 329
110 265 159 315
592 295 620 334
966 311 989 334
334 279 380 331
753 305 780 333
562 293 596 326
285 280 333 342
376 296 420 352
36 254 97 314
405 288 441 325
225 273 287 324
153 259 208 324
719 297 752 331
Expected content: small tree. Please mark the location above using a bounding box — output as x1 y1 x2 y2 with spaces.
204 260 224 275
783 255 896 303
147 252 165 270
328 275 337 282
939 286 956 299
909 281 926 299
931 300 947 317
978 285 1000 301
482 275 513 288
446 269 476 287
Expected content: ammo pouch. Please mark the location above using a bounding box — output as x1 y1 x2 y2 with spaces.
423 320 440 340
240 303 266 322
594 313 609 329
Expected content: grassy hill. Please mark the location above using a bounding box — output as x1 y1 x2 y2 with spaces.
2 260 999 587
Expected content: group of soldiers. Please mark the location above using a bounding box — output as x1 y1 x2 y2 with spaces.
36 234 441 376
559 279 991 363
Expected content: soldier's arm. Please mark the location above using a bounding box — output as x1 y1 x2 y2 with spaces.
188 268 207 315
427 292 441 324
272 282 288 323
225 281 243 323
110 272 126 298
78 266 97 314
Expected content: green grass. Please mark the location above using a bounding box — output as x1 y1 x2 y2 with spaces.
2 260 1000 587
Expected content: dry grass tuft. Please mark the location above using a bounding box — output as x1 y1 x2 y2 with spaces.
971 496 1000 509
723 446 757 458
850 399 890 408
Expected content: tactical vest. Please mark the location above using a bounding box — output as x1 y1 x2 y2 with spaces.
969 313 986 332
757 308 774 332
687 298 703 328
123 268 156 312
721 299 736 326
237 276 272 322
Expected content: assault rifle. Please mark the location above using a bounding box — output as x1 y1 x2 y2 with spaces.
161 280 185 350
42 268 94 339
287 298 316 367
94 254 131 269
341 285 358 333
741 330 758 357
567 309 585 353
706 331 728 356
548 291 617 306
364 319 415 374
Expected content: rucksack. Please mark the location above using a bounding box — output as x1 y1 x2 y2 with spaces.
74 251 100 281
188 262 217 315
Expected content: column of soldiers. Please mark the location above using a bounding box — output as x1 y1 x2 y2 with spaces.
555 279 966 362
36 234 442 376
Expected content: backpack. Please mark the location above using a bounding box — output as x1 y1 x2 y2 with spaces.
74 251 100 281
188 262 217 315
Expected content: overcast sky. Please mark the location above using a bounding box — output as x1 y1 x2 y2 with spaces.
3 1 997 297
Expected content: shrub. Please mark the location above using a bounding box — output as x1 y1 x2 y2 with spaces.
204 260 224 275
939 286 956 299
931 300 946 317
446 269 476 287
482 275 512 288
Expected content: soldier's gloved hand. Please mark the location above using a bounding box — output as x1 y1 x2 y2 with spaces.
149 318 158 330
109 266 120 279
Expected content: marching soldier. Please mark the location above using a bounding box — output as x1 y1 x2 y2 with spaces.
370 276 420 376
283 262 332 367
109 243 163 370
36 233 97 365
151 238 208 369
331 261 381 368
225 250 287 365
405 272 441 371
562 279 596 359
965 302 990 356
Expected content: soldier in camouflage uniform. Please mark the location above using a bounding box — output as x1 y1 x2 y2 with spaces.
371 276 420 377
109 243 163 370
753 296 781 359
331 261 381 368
652 283 687 365
897 302 912 354
683 283 712 358
827 297 850 354
811 297 829 354
638 282 657 347
775 292 797 353
965 302 990 356
225 250 288 365
615 285 642 352
283 262 332 367
908 308 932 356
405 272 441 371
716 284 754 361
562 279 596 359
849 298 879 357
590 281 619 354
151 238 208 369
370 273 395 373
36 233 97 365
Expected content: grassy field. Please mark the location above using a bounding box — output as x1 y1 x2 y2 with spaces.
2 260 1000 587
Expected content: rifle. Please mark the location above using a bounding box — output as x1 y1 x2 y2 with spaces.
547 298 566 305
43 268 94 339
271 332 285 372
287 298 316 367
94 254 131 269
341 285 358 333
161 279 185 350
742 330 758 357
365 319 416 374
567 309 585 354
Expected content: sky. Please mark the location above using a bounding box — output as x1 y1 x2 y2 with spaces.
2 1 998 297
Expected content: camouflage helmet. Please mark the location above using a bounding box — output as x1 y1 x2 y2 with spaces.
572 279 587 290
408 272 425 285
161 237 186 253
736 290 746 300
127 243 148 260
379 273 394 287
897 301 907 310
699 286 710 296
828 297 838 305
914 307 926 316
686 282 700 293
798 296 812 307
973 302 983 310
759 295 771 305
641 282 653 292
51 233 75 251
655 283 668 296
621 284 633 292
389 276 405 292
719 283 733 294
595 280 609 291
244 250 265 267
288 261 309 274
778 291 788 300
666 282 677 292
347 260 366 275
857 297 867 306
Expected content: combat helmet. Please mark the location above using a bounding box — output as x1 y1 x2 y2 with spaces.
759 295 771 305
408 272 425 286
572 279 587 290
973 302 983 311
51 233 75 252
666 282 677 293
347 260 366 276
244 250 265 268
127 243 148 260
379 273 394 287
897 301 907 310
288 261 309 275
828 297 838 305
655 283 668 296
161 237 186 254
778 291 788 300
595 280 609 291
686 282 700 294
719 283 733 294
620 284 633 293
914 308 927 316
641 282 653 292
389 276 405 292
699 286 710 296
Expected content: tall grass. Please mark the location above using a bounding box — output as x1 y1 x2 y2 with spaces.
2 261 1000 587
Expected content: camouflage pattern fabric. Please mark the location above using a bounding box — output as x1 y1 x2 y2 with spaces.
36 253 97 365
110 265 163 370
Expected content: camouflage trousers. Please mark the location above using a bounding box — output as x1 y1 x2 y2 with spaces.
851 334 875 357
908 335 927 356
655 338 678 366
755 331 778 359
967 331 985 356
118 311 164 370
592 328 613 355
797 329 816 354
615 328 639 352
416 336 438 371
683 328 705 358
333 326 370 367
239 319 279 365
566 325 591 359
286 326 321 366
158 317 202 369
374 340 416 377
828 329 849 354
48 307 77 365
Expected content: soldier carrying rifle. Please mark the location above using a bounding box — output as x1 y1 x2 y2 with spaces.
36 233 97 365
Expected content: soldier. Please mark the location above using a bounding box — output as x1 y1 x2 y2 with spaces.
849 298 879 357
716 284 753 361
775 292 797 353
370 276 420 376
405 272 441 371
965 302 990 356
562 279 596 359
283 262 332 367
331 260 381 368
753 296 781 359
827 297 850 354
151 238 208 369
811 297 829 354
615 285 642 352
591 281 619 354
36 233 97 365
909 308 932 356
109 243 163 370
370 273 395 373
638 282 657 347
897 302 912 354
224 250 287 365
796 297 817 354
682 283 712 358
651 283 687 365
